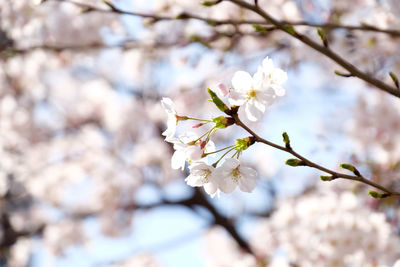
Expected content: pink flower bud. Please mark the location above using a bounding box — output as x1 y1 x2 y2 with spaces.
192 123 204 129
199 140 207 149
217 83 229 97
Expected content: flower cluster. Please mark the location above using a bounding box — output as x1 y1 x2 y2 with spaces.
251 190 400 266
161 57 287 197
229 57 287 121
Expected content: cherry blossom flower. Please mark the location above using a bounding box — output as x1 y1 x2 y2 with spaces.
228 57 287 121
161 97 178 141
185 162 220 198
216 158 257 193
261 57 288 96
170 133 215 170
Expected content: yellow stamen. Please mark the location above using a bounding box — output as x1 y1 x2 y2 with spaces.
231 167 241 182
201 169 212 183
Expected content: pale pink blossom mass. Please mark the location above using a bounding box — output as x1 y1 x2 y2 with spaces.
2 0 400 266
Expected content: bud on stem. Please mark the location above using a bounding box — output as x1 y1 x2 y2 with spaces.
317 27 329 48
285 158 305 167
208 88 230 114
192 123 204 128
252 24 274 33
340 163 361 176
282 132 291 149
368 190 389 199
235 136 256 151
282 24 296 35
102 0 117 11
334 70 353 77
320 175 335 181
389 72 399 89
176 115 189 121
212 116 234 129
201 0 222 6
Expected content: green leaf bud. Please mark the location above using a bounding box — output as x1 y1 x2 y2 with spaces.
252 24 268 33
235 136 256 151
285 158 304 167
212 116 234 129
317 27 328 47
320 175 333 181
208 88 230 114
334 70 353 77
282 24 296 35
368 190 389 199
282 132 291 149
340 163 361 176
389 72 399 89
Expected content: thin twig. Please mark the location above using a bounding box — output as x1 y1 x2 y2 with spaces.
44 0 400 97
231 113 400 197
227 0 400 98
47 0 400 37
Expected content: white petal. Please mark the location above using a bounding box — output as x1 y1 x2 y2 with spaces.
162 115 177 139
231 71 253 92
179 132 198 143
238 166 257 192
221 158 240 170
228 91 247 106
262 57 274 73
219 176 237 193
253 98 266 113
205 140 216 154
252 68 265 90
171 150 186 170
185 145 203 162
271 84 285 97
189 161 210 172
245 101 264 122
238 175 257 193
165 137 180 144
161 97 176 114
173 142 186 151
271 68 288 85
256 90 275 106
185 174 204 187
162 127 174 139
204 182 218 196
240 166 257 178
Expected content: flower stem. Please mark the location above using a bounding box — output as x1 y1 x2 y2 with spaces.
205 127 217 143
231 112 400 198
213 147 236 167
194 127 215 143
185 116 213 123
204 145 235 156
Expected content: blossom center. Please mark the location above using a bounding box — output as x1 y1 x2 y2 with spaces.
231 167 242 182
248 89 257 98
201 169 212 183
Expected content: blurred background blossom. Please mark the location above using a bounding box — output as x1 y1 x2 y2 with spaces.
1 0 400 266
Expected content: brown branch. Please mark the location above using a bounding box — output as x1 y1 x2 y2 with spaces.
1 30 257 54
42 0 400 97
227 0 400 98
141 188 255 254
231 112 400 198
0 40 176 55
70 187 256 254
47 0 400 37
